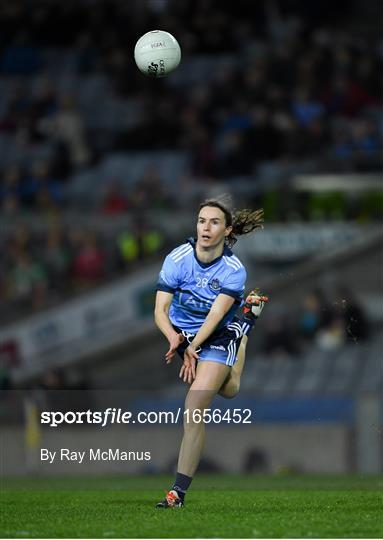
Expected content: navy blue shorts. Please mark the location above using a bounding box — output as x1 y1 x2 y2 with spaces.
173 317 250 366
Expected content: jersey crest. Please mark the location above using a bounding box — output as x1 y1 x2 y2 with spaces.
208 278 221 292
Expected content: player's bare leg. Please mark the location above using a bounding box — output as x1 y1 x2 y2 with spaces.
156 360 230 508
219 290 269 399
177 360 230 476
218 335 248 398
156 291 269 508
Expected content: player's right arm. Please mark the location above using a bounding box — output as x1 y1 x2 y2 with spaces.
154 291 184 363
155 250 185 363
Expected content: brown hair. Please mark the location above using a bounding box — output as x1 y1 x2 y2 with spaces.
198 199 264 247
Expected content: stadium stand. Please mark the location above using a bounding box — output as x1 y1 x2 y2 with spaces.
0 1 382 436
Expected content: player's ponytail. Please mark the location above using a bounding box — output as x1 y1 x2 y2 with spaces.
229 208 264 246
198 199 264 247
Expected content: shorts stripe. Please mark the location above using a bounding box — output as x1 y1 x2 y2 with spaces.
181 330 202 352
227 325 240 339
226 341 231 365
226 339 236 366
175 317 244 367
229 321 243 333
228 321 245 337
231 340 237 365
226 341 233 366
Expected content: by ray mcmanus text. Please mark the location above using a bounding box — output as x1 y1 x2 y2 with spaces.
40 448 152 464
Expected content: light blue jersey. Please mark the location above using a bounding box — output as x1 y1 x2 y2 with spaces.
157 238 247 334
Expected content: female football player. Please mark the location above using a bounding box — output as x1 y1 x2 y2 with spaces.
154 199 268 507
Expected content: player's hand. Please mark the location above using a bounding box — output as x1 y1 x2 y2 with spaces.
165 332 184 364
179 363 194 384
179 360 196 384
179 345 198 383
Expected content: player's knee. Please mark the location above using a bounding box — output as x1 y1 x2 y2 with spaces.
227 382 240 399
183 407 207 431
220 379 240 399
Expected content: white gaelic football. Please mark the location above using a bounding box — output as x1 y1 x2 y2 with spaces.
134 30 181 77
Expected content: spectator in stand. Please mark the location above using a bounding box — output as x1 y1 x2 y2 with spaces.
8 250 48 310
262 312 299 358
354 51 383 98
298 291 322 341
32 77 58 116
131 166 174 210
303 118 329 157
71 231 106 290
315 316 346 351
245 105 284 162
0 359 12 394
291 86 325 129
38 368 69 411
75 32 98 74
216 130 254 177
38 94 91 170
6 224 34 266
116 229 140 270
332 126 353 160
297 289 333 344
335 287 370 342
34 184 62 216
101 181 129 215
43 224 71 294
0 31 42 76
29 77 58 142
0 82 31 134
21 159 64 210
321 75 380 118
1 192 20 216
331 118 382 164
351 118 381 155
39 368 67 391
0 164 23 215
186 124 217 177
0 338 20 395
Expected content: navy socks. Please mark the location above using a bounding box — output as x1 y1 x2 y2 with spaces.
172 472 193 502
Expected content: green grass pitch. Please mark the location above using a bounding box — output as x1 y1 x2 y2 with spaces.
1 475 382 538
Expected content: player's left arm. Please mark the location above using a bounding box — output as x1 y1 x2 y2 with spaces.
192 262 246 349
191 293 235 350
180 294 235 383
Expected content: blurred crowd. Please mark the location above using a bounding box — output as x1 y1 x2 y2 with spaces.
0 283 372 397
0 0 382 217
0 221 165 321
0 1 381 325
0 159 178 216
261 287 370 358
